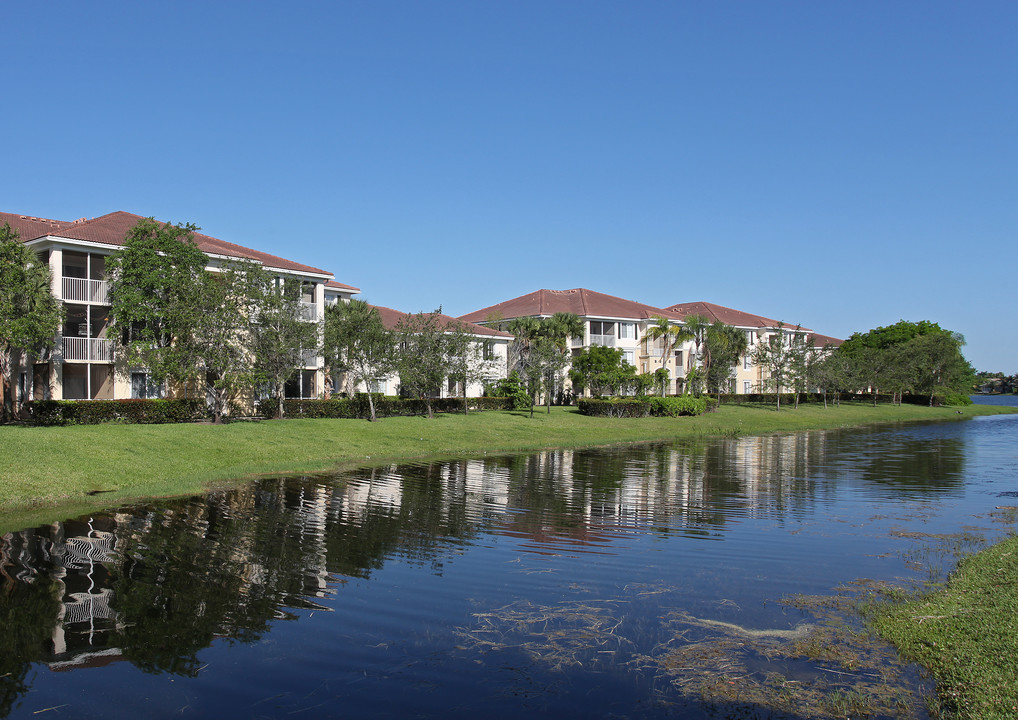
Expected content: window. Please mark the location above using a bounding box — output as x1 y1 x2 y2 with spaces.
622 350 635 366
744 354 751 370
619 322 636 340
482 341 495 360
744 381 753 394
131 372 162 399
675 350 683 368
589 321 616 347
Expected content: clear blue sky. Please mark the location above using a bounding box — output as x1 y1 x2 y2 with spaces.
5 1 1016 372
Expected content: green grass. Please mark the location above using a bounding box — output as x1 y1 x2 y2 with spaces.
871 535 1018 719
0 401 1012 532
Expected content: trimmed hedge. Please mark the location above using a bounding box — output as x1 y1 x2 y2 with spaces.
259 395 511 419
713 392 964 407
648 395 711 417
577 398 651 418
578 395 716 418
28 399 207 426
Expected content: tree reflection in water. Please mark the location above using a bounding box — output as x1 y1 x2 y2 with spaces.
0 426 967 716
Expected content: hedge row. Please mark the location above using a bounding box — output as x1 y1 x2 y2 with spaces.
28 399 208 426
712 392 966 407
259 395 511 419
577 396 714 418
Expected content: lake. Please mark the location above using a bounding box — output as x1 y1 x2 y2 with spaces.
2 399 1017 719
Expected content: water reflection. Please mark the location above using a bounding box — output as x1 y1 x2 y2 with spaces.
0 426 971 717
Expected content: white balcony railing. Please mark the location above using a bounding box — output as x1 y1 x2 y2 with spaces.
589 334 616 347
62 277 110 304
299 301 317 321
63 337 114 362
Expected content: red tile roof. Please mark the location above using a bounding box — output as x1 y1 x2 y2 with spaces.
325 279 361 293
6 209 338 278
460 288 681 324
664 301 812 332
371 305 512 338
0 211 74 239
807 332 843 348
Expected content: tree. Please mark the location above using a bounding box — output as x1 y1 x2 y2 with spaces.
839 320 974 405
445 323 500 415
507 312 583 414
644 316 693 396
183 262 261 424
0 224 62 421
395 310 454 419
682 314 712 396
752 324 800 409
107 218 209 390
570 346 636 397
250 270 322 419
703 322 748 398
322 299 397 421
907 331 974 405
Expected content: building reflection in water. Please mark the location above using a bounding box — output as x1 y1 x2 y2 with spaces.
0 428 964 714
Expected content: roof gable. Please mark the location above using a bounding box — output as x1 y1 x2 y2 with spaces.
460 288 681 324
664 300 812 332
0 212 74 241
371 305 512 338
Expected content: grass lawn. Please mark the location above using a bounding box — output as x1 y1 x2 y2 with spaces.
871 535 1018 719
0 401 1013 531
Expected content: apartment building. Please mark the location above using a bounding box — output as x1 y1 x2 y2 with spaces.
459 288 688 394
321 292 512 397
3 210 358 406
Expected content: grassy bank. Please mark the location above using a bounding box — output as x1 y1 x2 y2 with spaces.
0 401 1013 531
871 535 1018 719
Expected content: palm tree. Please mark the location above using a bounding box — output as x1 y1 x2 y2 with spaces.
644 316 693 396
682 314 712 396
507 313 583 413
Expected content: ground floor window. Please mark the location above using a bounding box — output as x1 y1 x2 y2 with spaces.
285 370 318 399
131 372 163 399
368 378 386 394
744 381 753 394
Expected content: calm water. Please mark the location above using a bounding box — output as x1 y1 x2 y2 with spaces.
2 403 1017 719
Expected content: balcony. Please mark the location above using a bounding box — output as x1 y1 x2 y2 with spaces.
299 301 317 321
63 337 114 363
62 277 110 304
589 334 616 348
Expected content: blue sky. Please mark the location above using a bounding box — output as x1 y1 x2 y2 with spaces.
5 1 1016 372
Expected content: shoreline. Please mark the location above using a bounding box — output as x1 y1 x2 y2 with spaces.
1 402 1014 533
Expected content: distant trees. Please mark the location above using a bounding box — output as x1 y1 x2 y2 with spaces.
837 320 974 405
0 224 62 421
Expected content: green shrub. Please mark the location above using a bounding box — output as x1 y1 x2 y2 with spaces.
577 398 651 418
488 372 531 410
648 395 709 417
29 399 207 426
938 390 973 406
259 395 510 419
